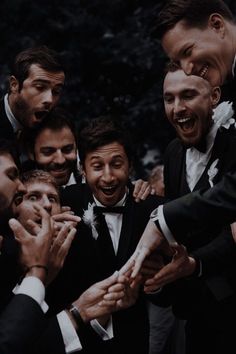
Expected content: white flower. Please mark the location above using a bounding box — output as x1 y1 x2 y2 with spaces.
212 101 235 129
207 158 219 187
82 202 98 239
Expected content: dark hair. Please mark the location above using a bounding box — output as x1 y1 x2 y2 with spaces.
164 61 181 74
11 45 65 90
78 115 133 166
29 106 77 152
0 138 20 168
21 169 60 196
152 0 235 40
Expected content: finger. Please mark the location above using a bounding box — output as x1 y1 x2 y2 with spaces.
34 205 52 241
132 179 142 197
60 227 76 252
52 214 81 223
9 218 29 242
131 248 149 278
26 219 41 235
107 283 125 293
103 290 125 301
96 271 119 290
139 185 151 201
98 299 117 307
61 206 72 212
119 258 135 276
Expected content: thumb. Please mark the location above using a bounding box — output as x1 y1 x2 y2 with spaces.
9 219 28 242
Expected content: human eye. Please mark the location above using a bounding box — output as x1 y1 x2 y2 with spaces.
52 86 63 96
40 147 55 156
182 46 192 57
28 194 38 202
49 195 59 203
14 193 24 206
61 145 74 154
164 95 174 104
183 90 197 100
7 167 19 181
113 160 123 168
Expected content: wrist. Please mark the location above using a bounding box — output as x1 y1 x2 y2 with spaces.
25 265 48 283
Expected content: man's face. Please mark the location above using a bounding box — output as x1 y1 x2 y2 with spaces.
83 142 130 206
162 18 233 86
163 69 219 147
10 64 65 128
13 181 61 230
0 154 25 213
34 127 77 186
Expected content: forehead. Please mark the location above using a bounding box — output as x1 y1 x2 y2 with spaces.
162 20 206 60
35 127 76 148
26 63 65 83
24 181 59 196
0 153 16 172
164 70 210 94
86 142 128 161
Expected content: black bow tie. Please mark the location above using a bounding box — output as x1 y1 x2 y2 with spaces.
94 205 125 214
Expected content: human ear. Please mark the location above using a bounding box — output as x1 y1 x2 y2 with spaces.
9 76 19 93
209 14 225 37
211 86 221 108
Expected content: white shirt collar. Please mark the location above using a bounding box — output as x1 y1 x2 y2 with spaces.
232 54 236 77
4 94 22 133
93 191 127 207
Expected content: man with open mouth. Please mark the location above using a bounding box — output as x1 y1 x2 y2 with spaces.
0 45 65 160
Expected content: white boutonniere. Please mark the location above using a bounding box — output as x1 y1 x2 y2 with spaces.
82 202 98 239
212 101 235 129
207 158 219 187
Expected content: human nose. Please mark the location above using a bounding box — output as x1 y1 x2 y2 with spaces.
16 179 26 194
54 150 66 164
181 59 194 76
42 89 53 107
102 165 114 183
173 98 186 116
41 195 52 213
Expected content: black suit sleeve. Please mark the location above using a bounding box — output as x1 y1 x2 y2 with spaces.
0 294 45 354
163 170 236 243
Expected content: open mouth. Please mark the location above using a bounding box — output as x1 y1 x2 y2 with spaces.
199 65 209 79
101 186 117 195
176 116 196 133
35 110 49 121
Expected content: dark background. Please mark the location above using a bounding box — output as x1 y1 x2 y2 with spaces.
0 0 235 178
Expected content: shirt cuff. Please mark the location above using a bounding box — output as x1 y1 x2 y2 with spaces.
57 311 82 353
150 205 176 244
13 276 48 313
90 317 113 340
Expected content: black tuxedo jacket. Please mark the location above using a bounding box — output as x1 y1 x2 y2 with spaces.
152 128 236 318
0 294 65 354
160 126 236 242
47 183 164 354
0 99 15 141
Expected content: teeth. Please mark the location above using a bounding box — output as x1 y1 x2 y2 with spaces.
199 65 208 78
177 117 191 123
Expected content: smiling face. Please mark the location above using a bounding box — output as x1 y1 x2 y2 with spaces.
9 64 65 129
163 69 220 147
82 142 130 206
34 126 77 186
0 154 25 213
13 181 61 229
161 16 234 86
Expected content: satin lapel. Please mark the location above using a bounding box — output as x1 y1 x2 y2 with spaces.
194 129 223 190
116 193 135 268
169 143 190 197
0 100 15 140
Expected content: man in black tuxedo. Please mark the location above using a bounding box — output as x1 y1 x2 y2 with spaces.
144 65 236 354
0 45 65 159
122 0 236 281
48 115 164 354
0 165 128 354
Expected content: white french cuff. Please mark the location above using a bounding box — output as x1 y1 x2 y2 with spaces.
150 205 176 244
57 311 82 353
13 276 48 313
90 317 113 340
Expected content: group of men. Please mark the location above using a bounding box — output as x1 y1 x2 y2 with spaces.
2 1 236 353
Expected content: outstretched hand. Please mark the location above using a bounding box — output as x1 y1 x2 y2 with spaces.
9 205 53 282
119 219 165 278
144 243 196 292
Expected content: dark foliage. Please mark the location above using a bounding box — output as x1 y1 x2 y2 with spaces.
0 0 235 177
